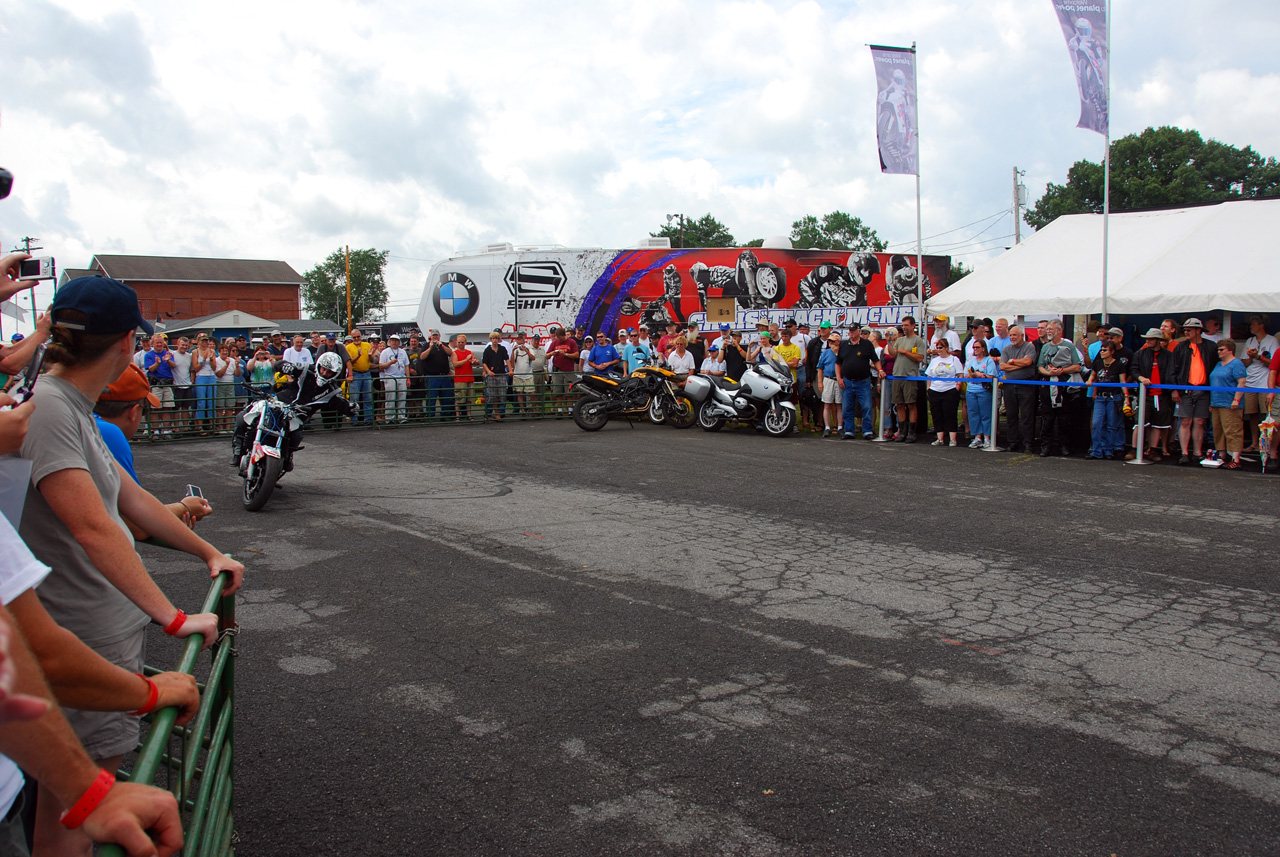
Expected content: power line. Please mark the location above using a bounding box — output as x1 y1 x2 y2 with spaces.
883 208 1010 250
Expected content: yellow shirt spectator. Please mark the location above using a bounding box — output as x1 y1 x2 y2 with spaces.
772 341 802 380
347 340 372 372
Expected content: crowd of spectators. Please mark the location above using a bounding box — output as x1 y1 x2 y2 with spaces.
1 261 244 856
23 307 1273 474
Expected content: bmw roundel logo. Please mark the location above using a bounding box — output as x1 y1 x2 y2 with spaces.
433 272 480 326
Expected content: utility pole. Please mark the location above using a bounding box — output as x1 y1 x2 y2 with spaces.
1012 168 1026 245
344 245 352 333
10 236 42 319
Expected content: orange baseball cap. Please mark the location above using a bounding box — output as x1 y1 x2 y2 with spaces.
100 364 161 406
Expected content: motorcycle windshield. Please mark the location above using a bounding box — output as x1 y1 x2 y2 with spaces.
767 356 793 378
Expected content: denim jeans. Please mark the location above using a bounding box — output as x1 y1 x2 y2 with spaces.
841 378 873 436
1091 397 1123 456
350 371 372 421
966 384 992 436
425 375 454 420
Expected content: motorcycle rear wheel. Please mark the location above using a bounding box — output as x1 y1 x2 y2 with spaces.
572 397 610 431
665 395 696 429
697 400 725 432
242 455 283 511
762 405 796 438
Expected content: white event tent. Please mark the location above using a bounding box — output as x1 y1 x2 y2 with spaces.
928 198 1280 318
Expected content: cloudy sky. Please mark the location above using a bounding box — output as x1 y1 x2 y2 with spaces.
1 0 1277 330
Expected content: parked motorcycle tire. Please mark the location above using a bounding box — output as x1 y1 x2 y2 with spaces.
697 400 725 432
665 395 696 429
572 396 610 432
242 455 282 512
762 405 796 438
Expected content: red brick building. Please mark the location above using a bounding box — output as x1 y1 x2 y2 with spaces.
70 254 304 324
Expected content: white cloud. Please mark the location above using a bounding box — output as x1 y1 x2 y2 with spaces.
1 0 1276 324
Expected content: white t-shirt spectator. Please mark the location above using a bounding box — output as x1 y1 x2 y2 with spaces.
283 346 314 366
925 355 964 391
170 350 193 388
379 347 408 378
1244 334 1279 388
667 349 696 376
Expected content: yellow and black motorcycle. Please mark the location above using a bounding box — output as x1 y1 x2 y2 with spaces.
570 355 695 431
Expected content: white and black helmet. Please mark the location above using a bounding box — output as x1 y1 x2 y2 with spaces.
316 351 343 381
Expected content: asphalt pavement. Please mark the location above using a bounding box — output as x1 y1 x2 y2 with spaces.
134 417 1280 856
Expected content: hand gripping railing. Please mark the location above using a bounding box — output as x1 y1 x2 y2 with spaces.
101 571 238 857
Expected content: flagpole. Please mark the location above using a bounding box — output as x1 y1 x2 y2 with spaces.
1100 1 1111 323
913 43 924 334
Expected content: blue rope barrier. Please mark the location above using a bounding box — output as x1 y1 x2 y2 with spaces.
881 375 1280 395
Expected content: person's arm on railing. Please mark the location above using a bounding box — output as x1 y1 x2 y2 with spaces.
9 589 200 725
36 468 220 650
0 603 184 857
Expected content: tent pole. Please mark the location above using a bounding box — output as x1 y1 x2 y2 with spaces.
1100 0 1111 323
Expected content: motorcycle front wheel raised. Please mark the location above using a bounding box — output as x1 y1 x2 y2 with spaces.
762 405 796 438
242 455 283 511
697 400 725 432
571 396 610 431
664 394 696 429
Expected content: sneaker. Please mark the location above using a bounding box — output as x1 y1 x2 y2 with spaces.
1178 454 1191 466
822 428 831 437
843 433 856 440
863 432 874 440
949 440 958 447
836 427 844 435
904 434 917 444
969 437 982 448
931 439 945 446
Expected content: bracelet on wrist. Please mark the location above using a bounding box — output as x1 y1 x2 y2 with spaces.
130 673 159 717
59 769 116 829
162 610 187 636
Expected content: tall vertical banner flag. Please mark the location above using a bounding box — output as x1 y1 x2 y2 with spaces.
869 46 918 176
1051 1 1109 135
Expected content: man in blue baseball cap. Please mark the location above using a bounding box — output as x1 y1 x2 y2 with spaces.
50 276 153 337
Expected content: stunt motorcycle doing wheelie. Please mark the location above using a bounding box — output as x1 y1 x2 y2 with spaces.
230 351 356 510
570 353 695 431
682 353 797 437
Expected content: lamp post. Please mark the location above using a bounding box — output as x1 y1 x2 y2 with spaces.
666 213 685 248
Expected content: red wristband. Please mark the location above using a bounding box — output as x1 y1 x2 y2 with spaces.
162 610 187 636
59 768 116 829
130 673 159 717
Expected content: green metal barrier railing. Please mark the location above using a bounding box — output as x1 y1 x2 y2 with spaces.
101 572 237 857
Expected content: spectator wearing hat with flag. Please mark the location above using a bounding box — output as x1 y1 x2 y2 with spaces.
376 333 410 423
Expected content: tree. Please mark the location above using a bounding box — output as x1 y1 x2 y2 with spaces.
789 211 886 251
1025 126 1280 231
301 247 389 332
650 214 735 248
949 261 972 284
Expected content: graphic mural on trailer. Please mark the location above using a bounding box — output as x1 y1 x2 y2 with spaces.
418 248 950 339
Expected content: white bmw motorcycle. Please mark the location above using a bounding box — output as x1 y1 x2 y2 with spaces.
682 354 797 437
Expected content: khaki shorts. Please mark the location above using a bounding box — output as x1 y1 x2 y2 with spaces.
820 377 843 404
513 375 534 389
1244 391 1263 415
150 384 175 408
63 628 145 760
891 378 918 405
